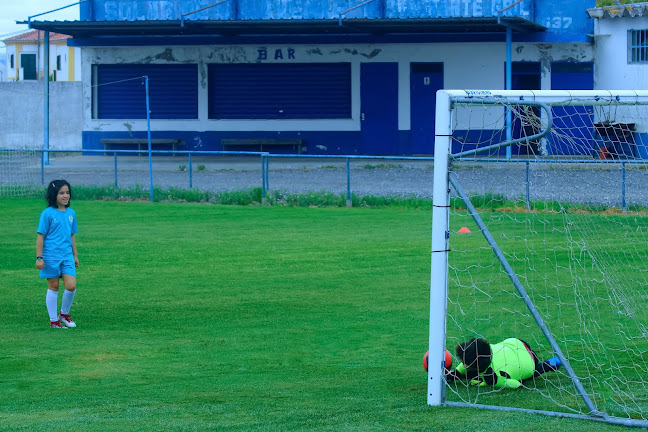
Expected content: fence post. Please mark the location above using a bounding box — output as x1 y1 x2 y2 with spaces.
622 161 626 213
265 156 270 193
40 151 45 185
114 152 118 188
189 153 193 189
526 161 530 210
261 154 267 205
346 158 352 207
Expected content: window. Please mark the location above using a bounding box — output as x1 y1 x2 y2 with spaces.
208 63 352 119
93 64 198 119
10 54 14 69
56 55 61 71
629 29 648 63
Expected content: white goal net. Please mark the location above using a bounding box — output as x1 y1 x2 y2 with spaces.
428 90 648 428
0 150 42 197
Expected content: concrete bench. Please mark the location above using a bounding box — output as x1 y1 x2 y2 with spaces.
100 138 185 155
221 138 303 154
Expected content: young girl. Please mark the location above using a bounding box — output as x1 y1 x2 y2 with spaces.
35 179 79 328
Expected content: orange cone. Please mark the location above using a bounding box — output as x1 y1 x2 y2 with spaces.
458 227 471 233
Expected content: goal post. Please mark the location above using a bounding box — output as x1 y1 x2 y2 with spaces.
428 90 648 428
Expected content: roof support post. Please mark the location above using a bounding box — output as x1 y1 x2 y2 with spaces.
43 31 50 165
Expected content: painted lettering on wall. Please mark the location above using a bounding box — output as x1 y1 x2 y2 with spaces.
544 16 573 29
103 1 176 20
257 48 296 61
444 0 531 18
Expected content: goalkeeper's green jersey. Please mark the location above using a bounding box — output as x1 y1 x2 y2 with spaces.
455 338 536 388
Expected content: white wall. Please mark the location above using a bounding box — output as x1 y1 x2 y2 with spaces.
81 41 592 136
5 45 16 80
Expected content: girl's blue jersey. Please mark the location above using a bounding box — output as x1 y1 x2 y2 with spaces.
37 207 78 260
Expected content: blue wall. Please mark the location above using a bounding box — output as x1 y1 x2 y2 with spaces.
80 0 594 42
81 0 591 26
83 0 538 21
83 130 365 155
534 0 594 40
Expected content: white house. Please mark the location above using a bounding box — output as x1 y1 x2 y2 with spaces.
588 2 648 90
3 30 81 82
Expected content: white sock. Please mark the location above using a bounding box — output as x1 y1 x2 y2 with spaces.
46 289 59 322
61 289 76 315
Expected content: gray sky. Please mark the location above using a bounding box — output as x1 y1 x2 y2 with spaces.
0 1 79 41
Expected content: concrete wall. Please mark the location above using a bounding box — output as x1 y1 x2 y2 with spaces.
0 81 83 149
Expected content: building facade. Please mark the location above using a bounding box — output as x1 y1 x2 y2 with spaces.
588 2 648 90
27 0 595 155
3 31 81 82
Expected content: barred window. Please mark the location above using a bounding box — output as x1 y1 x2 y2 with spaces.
629 29 648 63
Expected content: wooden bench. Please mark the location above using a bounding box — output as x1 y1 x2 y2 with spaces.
100 138 185 155
221 138 303 154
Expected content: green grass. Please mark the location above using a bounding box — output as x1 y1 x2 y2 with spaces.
13 184 647 214
0 198 630 431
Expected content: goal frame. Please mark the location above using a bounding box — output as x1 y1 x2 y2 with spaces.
428 90 648 428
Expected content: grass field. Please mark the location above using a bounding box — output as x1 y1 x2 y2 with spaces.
0 198 631 431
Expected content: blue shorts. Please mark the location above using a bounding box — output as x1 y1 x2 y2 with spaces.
39 258 76 279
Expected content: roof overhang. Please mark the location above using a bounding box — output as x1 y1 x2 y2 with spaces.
22 16 545 39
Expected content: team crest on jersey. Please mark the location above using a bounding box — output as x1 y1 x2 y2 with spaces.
69 215 74 224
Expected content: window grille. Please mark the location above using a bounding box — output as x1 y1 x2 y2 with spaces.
629 29 648 63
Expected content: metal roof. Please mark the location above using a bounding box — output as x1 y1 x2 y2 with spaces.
586 2 648 19
22 17 545 39
3 30 71 44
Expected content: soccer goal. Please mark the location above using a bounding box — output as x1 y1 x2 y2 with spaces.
0 149 42 197
428 90 648 428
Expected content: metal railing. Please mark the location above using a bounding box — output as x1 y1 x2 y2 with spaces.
2 148 644 211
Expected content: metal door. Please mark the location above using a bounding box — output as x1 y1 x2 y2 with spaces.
360 63 398 155
410 63 443 155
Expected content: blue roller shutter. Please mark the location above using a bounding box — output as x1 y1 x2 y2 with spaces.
208 63 351 119
96 64 198 119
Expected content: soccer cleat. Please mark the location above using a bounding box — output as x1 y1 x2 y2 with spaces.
50 321 67 328
547 356 562 370
58 313 76 328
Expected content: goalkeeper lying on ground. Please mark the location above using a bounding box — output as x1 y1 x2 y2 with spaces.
445 337 562 389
